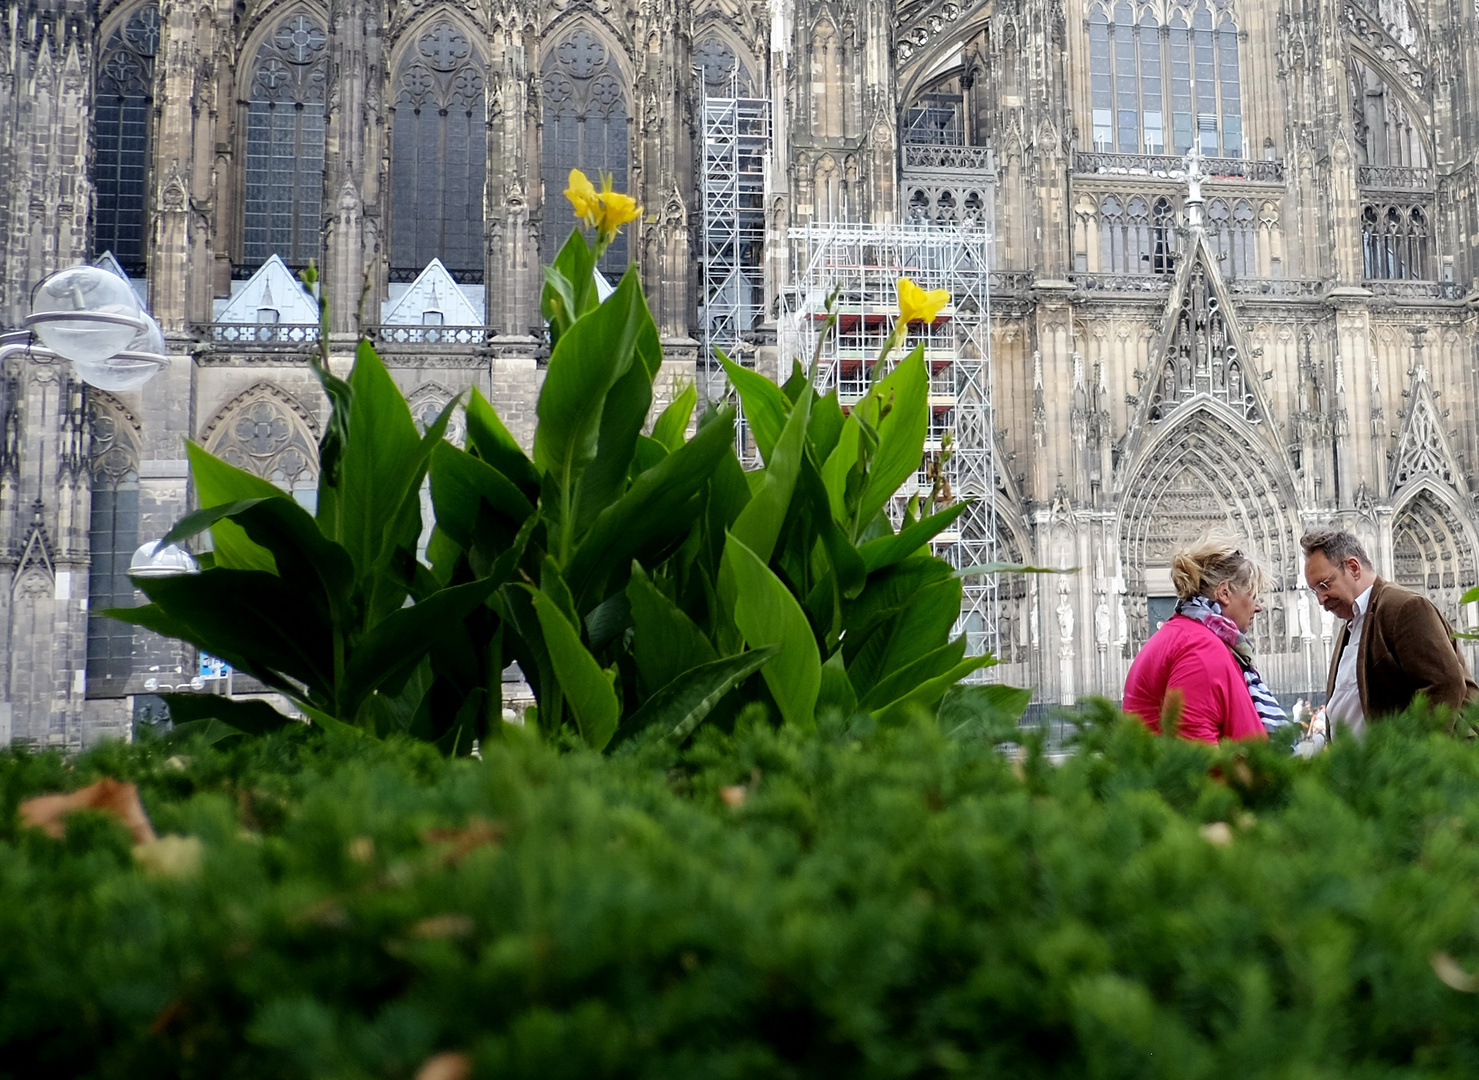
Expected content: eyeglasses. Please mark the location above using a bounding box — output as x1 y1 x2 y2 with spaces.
1311 576 1336 596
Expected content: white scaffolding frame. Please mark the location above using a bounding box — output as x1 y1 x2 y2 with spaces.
699 86 769 385
783 222 999 662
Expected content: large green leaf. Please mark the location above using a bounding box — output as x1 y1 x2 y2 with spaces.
534 268 644 498
858 501 971 573
564 406 737 610
723 535 820 730
807 390 846 462
856 349 929 527
572 350 655 533
627 563 718 696
338 341 425 579
157 497 354 620
873 653 999 727
652 383 698 451
114 570 333 698
160 693 298 736
625 646 779 744
721 353 790 464
465 388 541 498
529 588 620 751
857 637 969 711
186 442 287 574
429 441 535 552
729 386 812 565
940 683 1034 741
341 575 505 718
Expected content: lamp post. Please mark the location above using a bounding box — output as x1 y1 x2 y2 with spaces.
0 264 169 389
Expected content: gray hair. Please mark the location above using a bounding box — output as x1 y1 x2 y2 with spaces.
1299 528 1374 569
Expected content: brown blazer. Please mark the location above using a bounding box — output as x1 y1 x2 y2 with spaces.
1324 577 1479 729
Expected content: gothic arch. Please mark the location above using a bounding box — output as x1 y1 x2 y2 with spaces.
539 19 634 273
93 1 160 275
1389 366 1463 497
86 390 142 486
199 383 321 493
1390 481 1479 626
234 0 329 59
406 381 466 445
388 12 489 281
896 8 997 106
86 390 143 686
693 23 761 96
537 14 635 90
1118 402 1302 653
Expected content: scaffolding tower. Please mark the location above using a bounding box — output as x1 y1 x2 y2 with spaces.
784 222 999 661
699 87 769 382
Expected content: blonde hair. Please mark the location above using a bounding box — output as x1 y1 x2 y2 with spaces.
1169 533 1269 602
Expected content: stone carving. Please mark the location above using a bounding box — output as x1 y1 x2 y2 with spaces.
1390 366 1458 492
1147 253 1259 423
200 385 320 493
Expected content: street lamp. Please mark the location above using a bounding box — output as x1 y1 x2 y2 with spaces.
129 541 200 577
0 264 169 390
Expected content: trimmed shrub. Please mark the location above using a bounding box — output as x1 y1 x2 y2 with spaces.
3 705 1479 1078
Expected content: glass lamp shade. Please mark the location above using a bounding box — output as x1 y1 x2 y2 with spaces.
27 265 146 364
129 541 200 578
74 314 169 391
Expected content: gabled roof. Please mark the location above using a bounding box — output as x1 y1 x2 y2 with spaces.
382 260 482 325
216 256 319 324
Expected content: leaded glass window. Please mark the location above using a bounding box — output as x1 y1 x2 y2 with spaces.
1086 1 1243 157
541 30 631 275
94 5 159 275
391 22 487 282
85 394 141 689
243 15 328 271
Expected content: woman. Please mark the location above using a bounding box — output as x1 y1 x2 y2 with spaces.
1124 536 1285 744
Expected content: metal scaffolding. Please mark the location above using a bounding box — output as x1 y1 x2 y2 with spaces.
783 222 999 661
699 87 769 381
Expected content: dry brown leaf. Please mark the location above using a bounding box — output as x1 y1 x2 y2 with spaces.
19 779 158 845
410 914 476 939
133 835 204 880
719 785 748 808
415 1051 473 1080
1199 822 1234 846
1431 952 1479 992
347 836 376 864
421 818 504 865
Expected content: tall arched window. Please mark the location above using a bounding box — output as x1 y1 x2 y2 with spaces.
1206 197 1255 277
1363 203 1430 279
541 29 631 274
390 21 487 282
243 15 328 272
94 5 159 275
1088 1 1242 157
86 393 141 690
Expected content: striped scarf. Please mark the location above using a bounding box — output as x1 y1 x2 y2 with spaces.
1176 595 1290 734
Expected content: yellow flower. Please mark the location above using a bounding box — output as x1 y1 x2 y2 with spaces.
564 169 600 226
896 277 950 324
597 190 642 235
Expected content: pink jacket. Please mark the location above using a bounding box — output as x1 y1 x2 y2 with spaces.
1123 614 1267 744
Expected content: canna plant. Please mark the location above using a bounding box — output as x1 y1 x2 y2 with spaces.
112 171 1031 753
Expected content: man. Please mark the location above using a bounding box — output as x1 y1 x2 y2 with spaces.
1301 528 1479 736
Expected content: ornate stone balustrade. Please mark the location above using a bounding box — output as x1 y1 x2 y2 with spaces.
1068 273 1174 295
989 271 1036 293
1073 151 1284 183
903 143 995 173
1225 278 1325 297
1356 164 1434 191
1366 280 1466 300
203 323 320 346
368 325 490 346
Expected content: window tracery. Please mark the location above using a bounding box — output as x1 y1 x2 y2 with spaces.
201 389 320 504
94 4 159 275
1350 58 1428 168
1089 193 1177 274
541 28 631 275
1361 203 1429 279
1205 197 1255 278
1088 0 1242 157
243 14 329 272
695 34 756 97
1391 370 1454 490
391 21 487 282
86 394 141 686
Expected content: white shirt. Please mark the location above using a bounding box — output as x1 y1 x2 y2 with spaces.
1327 584 1375 738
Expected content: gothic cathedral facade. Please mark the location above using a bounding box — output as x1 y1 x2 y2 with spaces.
2 0 1478 745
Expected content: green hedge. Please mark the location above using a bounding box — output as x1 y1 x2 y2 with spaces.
4 707 1479 1078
